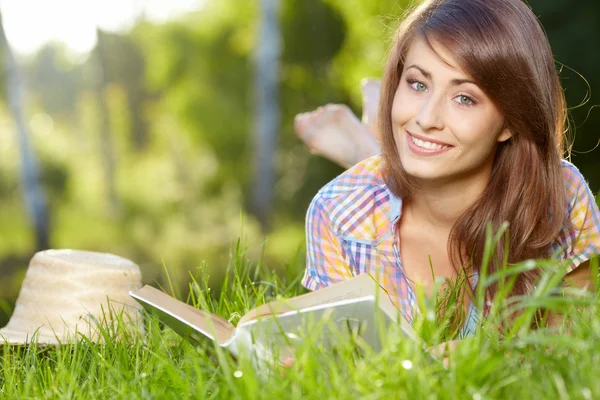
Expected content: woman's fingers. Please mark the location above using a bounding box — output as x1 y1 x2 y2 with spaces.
278 356 295 377
428 339 462 368
281 356 295 368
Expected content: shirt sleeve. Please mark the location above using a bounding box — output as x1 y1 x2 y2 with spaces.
302 194 354 291
556 162 600 272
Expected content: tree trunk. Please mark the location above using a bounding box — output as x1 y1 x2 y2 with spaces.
94 28 120 215
253 0 281 232
0 13 50 250
128 90 148 151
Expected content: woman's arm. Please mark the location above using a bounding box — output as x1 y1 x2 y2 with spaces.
564 259 595 290
302 195 354 291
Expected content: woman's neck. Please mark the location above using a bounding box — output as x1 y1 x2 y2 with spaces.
404 173 490 231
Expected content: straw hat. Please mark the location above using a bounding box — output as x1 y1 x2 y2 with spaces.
0 249 143 345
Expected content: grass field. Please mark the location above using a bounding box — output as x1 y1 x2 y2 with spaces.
0 238 598 399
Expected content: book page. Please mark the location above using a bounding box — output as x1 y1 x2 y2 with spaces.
130 285 235 346
240 273 385 324
239 297 404 355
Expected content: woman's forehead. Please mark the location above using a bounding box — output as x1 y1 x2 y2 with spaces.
403 36 472 81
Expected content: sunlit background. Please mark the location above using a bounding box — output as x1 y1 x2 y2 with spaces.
0 0 598 325
1 0 206 56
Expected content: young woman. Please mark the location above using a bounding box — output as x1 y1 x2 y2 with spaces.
300 0 600 336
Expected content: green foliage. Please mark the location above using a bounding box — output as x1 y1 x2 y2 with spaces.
27 44 81 118
529 0 600 188
281 0 345 66
134 1 256 192
324 0 411 102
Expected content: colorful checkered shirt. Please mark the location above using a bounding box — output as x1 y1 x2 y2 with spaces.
302 154 600 326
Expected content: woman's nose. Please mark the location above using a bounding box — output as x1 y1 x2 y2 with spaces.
415 94 445 132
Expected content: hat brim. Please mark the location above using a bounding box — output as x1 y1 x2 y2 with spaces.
0 329 68 346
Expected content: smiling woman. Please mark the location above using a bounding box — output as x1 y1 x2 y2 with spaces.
298 0 600 337
391 37 512 187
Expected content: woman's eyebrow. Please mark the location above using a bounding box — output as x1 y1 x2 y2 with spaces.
450 78 477 86
406 64 431 79
406 64 477 87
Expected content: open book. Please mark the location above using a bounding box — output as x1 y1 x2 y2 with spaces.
130 274 418 365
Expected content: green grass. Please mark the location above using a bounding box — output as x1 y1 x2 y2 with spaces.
1 238 599 399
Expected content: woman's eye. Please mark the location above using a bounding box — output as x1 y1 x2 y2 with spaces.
454 95 474 106
408 80 427 92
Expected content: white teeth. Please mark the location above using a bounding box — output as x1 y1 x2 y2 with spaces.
411 135 448 150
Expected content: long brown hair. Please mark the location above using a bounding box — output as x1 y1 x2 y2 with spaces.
379 0 569 300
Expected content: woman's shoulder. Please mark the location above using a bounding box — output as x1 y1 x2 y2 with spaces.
560 159 596 205
556 159 600 270
561 159 585 181
315 154 387 200
309 154 396 241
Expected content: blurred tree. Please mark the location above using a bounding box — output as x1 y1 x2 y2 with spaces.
133 2 255 190
272 0 349 219
92 28 120 215
89 30 149 151
323 0 410 101
27 44 81 118
253 0 281 232
0 12 50 250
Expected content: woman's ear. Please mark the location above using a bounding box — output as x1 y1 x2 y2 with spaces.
497 126 512 143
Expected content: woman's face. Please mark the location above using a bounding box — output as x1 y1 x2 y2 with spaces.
391 37 511 187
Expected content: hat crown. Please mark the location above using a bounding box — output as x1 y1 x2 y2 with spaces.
1 250 143 344
42 249 138 268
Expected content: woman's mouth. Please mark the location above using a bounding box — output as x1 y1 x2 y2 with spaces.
406 131 453 155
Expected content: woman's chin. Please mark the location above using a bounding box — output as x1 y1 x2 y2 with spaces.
399 157 452 183
404 170 445 182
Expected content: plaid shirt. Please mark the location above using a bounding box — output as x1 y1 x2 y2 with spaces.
302 154 600 324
